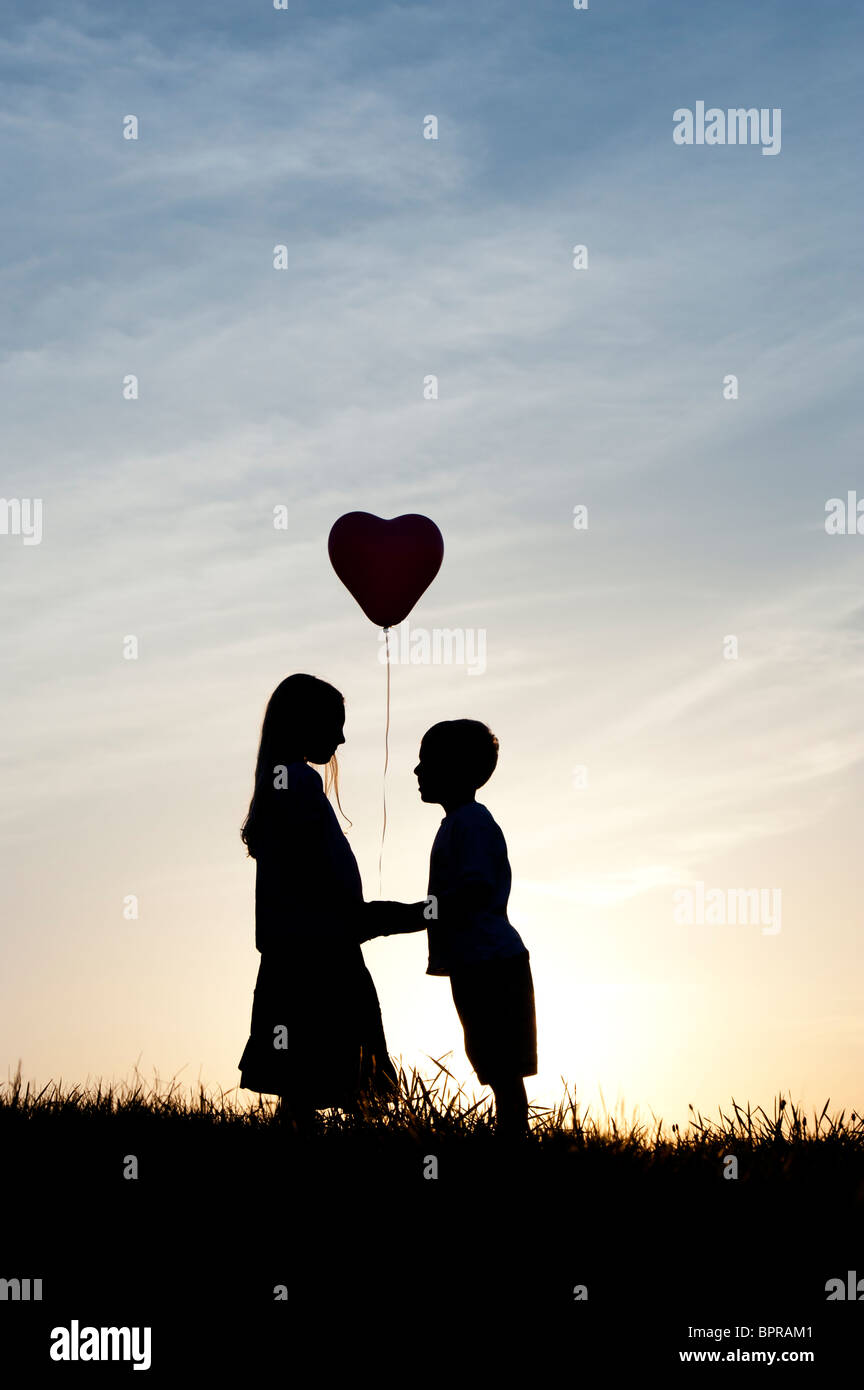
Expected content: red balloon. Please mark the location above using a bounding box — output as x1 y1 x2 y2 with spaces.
328 512 444 628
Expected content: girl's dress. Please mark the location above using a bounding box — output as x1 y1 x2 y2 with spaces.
238 761 397 1108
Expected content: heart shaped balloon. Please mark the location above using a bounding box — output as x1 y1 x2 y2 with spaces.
328 512 444 628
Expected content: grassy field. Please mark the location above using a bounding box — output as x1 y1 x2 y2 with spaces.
2 1063 862 1370
3 1058 863 1175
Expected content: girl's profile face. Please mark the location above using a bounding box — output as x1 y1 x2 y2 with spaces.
306 705 345 766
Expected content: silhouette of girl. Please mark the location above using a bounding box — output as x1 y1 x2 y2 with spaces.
237 674 397 1127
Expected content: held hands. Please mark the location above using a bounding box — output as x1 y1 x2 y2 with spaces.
359 900 429 943
356 885 490 942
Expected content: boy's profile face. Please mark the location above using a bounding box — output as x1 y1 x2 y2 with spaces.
414 732 466 805
414 737 438 802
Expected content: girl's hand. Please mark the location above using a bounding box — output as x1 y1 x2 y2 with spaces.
360 900 427 940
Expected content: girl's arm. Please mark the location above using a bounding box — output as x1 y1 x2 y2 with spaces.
358 900 429 942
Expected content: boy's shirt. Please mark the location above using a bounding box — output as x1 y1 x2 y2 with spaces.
426 801 527 976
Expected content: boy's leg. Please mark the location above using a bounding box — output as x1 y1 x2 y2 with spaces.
490 1076 529 1139
450 962 532 1140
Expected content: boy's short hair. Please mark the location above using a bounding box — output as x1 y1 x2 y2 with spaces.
422 719 499 789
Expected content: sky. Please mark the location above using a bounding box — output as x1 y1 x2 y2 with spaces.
1 0 862 1130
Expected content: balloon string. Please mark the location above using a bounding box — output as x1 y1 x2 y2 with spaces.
378 626 390 897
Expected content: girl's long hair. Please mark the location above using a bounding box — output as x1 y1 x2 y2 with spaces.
241 673 350 858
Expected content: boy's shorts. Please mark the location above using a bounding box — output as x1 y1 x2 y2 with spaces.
449 950 537 1085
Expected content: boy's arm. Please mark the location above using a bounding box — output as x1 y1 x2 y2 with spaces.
434 880 495 928
358 899 430 943
436 815 499 926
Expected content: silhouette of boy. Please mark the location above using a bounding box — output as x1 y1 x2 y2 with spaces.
364 720 537 1138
